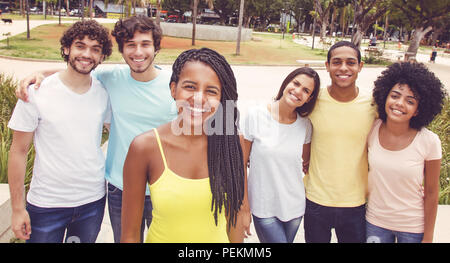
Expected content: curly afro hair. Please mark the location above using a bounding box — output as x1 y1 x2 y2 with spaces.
60 20 112 62
372 62 447 130
111 15 162 53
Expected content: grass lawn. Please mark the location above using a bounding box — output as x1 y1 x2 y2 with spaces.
0 23 327 65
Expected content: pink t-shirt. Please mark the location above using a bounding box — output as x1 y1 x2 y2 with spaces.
366 119 442 233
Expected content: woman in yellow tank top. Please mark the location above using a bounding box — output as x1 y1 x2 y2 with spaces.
121 48 251 243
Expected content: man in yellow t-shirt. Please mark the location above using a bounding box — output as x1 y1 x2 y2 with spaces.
303 41 376 243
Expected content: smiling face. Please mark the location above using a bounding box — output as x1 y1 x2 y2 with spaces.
170 61 222 131
280 74 315 109
122 31 157 75
64 36 104 75
326 46 363 90
385 83 419 125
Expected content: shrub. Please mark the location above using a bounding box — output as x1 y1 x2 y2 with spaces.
0 73 35 185
428 97 450 204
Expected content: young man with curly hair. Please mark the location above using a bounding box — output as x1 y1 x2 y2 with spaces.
8 20 113 243
366 62 446 243
16 15 177 243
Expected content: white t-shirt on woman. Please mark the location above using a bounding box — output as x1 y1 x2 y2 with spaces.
241 105 312 221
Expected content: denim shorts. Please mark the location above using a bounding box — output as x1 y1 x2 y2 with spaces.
26 195 106 243
366 221 424 243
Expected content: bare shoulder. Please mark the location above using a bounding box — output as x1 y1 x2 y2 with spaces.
129 129 158 156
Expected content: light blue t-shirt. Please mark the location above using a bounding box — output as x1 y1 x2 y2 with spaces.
92 65 177 193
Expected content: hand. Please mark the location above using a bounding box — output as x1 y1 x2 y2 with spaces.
302 159 310 174
241 209 252 239
11 209 31 240
16 72 45 102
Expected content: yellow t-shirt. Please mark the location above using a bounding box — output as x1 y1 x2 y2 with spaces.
304 87 376 207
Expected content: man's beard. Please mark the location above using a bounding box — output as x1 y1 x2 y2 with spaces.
68 57 100 75
127 53 157 74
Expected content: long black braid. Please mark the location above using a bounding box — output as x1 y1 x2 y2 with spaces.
170 48 245 228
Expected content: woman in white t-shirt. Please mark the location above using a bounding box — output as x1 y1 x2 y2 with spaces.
241 67 320 243
367 62 446 243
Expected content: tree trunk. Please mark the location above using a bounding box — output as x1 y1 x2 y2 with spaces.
89 0 93 18
330 7 337 37
320 22 328 40
156 1 161 25
236 0 244 55
192 0 198 46
405 26 433 61
351 24 364 47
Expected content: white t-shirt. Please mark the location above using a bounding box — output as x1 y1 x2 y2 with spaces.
241 104 312 221
8 72 111 208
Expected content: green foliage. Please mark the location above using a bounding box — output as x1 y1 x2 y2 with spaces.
428 97 450 204
0 73 35 185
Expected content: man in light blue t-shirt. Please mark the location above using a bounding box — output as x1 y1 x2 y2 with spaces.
16 15 177 243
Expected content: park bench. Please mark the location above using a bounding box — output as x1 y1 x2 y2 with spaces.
364 47 383 57
296 59 324 67
1 18 12 24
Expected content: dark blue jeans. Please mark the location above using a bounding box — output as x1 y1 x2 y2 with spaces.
26 195 106 243
107 182 152 243
304 198 366 243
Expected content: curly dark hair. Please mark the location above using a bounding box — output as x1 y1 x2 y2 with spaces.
372 62 447 130
60 20 112 62
111 15 162 53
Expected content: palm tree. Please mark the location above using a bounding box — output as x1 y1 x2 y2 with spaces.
192 0 213 46
236 0 244 55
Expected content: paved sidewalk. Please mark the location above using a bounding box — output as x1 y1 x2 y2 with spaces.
95 204 450 243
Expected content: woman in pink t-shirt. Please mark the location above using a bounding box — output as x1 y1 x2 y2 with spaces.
367 62 446 243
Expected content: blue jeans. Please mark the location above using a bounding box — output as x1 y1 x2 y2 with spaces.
107 182 152 243
366 221 424 243
26 195 106 243
252 215 302 243
304 198 366 243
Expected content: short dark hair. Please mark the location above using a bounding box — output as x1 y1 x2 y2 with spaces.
372 62 447 130
60 20 112 62
274 67 320 117
327 41 361 63
111 15 162 53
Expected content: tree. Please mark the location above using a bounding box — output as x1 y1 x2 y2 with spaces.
289 0 313 33
245 0 283 29
236 0 244 55
313 0 335 41
192 0 213 46
213 0 238 25
392 0 450 60
162 0 190 20
350 0 389 47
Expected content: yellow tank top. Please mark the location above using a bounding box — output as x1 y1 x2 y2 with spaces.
145 129 229 243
